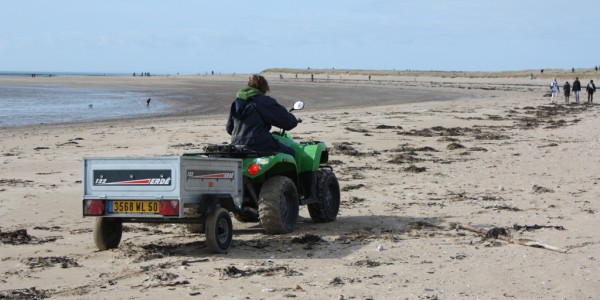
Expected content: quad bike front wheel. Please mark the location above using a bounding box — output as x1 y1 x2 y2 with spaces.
93 217 123 250
259 175 299 234
205 207 233 253
308 169 341 223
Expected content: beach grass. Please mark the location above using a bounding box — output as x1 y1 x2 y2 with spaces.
263 67 600 79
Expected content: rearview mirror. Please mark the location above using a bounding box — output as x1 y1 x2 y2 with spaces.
292 101 304 111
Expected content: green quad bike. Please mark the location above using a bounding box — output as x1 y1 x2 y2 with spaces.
185 101 341 237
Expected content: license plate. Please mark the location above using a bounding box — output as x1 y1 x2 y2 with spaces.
110 201 160 214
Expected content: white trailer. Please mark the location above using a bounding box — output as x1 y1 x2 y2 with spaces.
82 156 243 253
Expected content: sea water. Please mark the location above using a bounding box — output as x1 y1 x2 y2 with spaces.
0 83 175 128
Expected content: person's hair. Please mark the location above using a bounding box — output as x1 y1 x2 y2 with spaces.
248 75 270 94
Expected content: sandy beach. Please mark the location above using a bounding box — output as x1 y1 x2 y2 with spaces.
1 73 599 299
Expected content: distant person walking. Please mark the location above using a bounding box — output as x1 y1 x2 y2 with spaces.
563 81 571 103
550 78 560 104
310 74 314 82
572 77 581 103
586 80 596 103
146 98 151 106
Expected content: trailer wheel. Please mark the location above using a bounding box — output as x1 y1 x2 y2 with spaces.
205 207 233 253
308 169 341 223
259 176 299 234
93 217 122 250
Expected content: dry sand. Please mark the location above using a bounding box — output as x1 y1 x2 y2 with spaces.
1 74 599 299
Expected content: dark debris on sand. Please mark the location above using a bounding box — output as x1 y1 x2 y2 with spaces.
437 136 460 142
387 145 439 153
398 126 479 137
119 241 203 262
447 143 466 150
388 153 423 164
0 229 58 245
403 165 427 173
344 127 370 133
0 229 33 244
329 277 345 286
170 143 203 150
341 184 365 191
341 196 367 209
484 204 520 211
352 259 381 268
406 220 444 231
474 133 510 140
484 227 509 239
399 104 593 144
376 124 403 130
531 185 554 194
512 224 566 232
21 256 80 269
33 226 62 232
468 147 488 152
219 265 301 279
387 145 439 165
332 142 364 156
0 287 51 300
291 233 325 245
327 159 345 166
0 178 35 187
514 104 592 129
238 239 270 249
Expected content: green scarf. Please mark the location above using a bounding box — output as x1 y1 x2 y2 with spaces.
236 87 262 100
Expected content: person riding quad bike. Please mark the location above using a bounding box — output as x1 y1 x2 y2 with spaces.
181 75 340 250
226 74 300 156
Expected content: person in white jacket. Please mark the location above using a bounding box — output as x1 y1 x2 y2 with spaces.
550 78 560 104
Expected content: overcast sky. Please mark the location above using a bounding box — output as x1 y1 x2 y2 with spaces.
2 0 599 74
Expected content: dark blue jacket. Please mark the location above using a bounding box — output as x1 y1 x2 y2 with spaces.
572 80 581 92
226 87 298 153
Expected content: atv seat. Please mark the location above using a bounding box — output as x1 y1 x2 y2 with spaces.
184 144 276 158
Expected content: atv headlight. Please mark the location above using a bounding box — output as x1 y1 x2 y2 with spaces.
256 158 269 165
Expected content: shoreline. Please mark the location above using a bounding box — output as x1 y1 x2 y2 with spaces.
0 74 478 129
1 71 594 131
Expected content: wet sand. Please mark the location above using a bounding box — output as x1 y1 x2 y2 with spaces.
0 74 472 124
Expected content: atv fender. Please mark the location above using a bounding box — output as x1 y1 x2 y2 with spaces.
242 153 297 179
297 143 328 173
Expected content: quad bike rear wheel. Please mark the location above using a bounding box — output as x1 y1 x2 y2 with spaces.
308 169 340 223
259 176 299 234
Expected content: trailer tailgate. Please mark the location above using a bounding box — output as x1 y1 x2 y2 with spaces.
82 156 243 218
